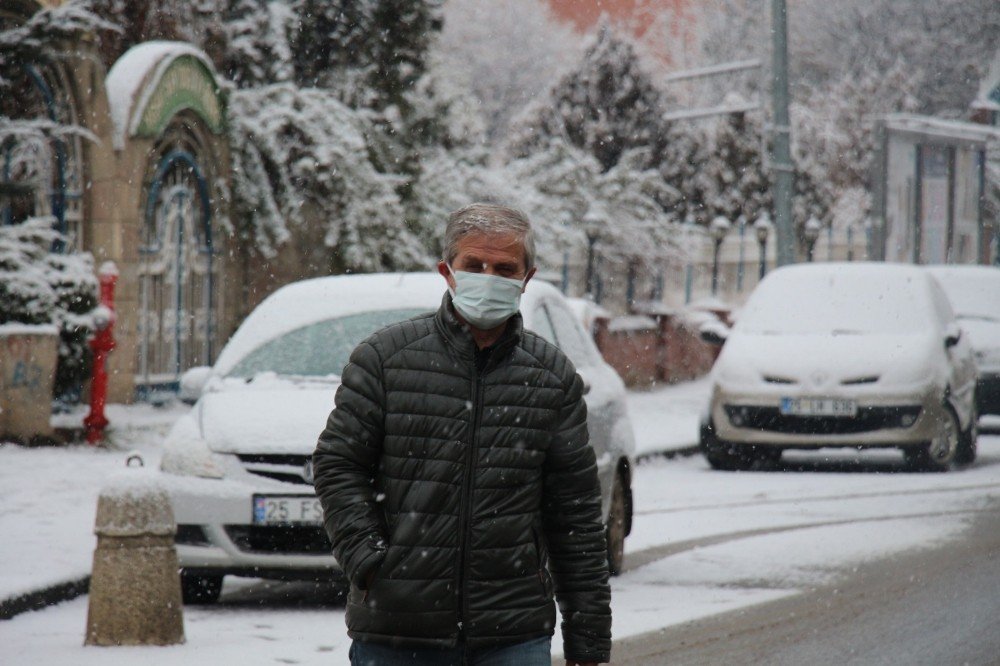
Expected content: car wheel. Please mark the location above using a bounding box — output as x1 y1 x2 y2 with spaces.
606 471 627 576
181 572 223 604
905 405 961 472
954 403 978 466
700 421 769 471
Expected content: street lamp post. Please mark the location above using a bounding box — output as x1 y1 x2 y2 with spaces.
846 223 854 261
736 215 747 292
710 215 731 295
754 211 771 280
804 216 822 262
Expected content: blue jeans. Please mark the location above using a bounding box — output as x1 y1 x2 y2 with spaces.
349 636 552 666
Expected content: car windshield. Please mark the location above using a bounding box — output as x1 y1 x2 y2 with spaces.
931 272 1000 322
225 309 428 379
737 271 931 335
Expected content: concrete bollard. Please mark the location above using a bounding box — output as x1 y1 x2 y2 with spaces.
84 466 185 646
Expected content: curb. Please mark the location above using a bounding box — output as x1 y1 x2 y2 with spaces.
635 445 700 464
0 576 90 620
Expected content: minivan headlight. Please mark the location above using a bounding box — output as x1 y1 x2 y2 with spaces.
160 415 226 479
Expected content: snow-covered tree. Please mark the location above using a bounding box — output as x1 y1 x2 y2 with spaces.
227 84 428 273
791 0 1000 117
700 101 770 224
508 22 667 172
506 139 682 271
432 0 582 144
211 0 295 88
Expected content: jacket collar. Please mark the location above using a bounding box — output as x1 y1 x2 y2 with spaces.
434 291 522 364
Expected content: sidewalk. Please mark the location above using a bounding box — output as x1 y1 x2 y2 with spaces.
0 402 188 618
0 378 710 618
625 376 710 459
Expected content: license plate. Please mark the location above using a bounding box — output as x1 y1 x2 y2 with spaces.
252 495 323 525
780 397 858 417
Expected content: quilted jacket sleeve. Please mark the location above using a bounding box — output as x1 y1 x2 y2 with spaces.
542 366 612 664
313 338 388 590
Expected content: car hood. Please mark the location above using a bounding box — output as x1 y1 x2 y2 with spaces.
197 382 337 455
956 318 1000 354
716 331 940 388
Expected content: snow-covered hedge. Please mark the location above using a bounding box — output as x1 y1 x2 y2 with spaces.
0 218 100 401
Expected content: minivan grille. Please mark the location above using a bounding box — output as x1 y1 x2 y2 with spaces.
225 525 331 555
724 405 922 435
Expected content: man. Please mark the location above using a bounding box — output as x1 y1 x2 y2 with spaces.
313 203 612 665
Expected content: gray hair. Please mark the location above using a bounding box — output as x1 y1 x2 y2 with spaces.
443 202 536 271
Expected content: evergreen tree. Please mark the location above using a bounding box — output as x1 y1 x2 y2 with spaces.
508 22 667 172
702 104 770 224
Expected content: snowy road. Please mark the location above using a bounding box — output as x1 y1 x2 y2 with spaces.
2 428 999 664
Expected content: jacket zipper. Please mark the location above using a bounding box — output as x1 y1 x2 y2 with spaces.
457 364 484 638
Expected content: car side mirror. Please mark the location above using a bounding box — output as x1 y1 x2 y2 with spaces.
944 324 962 349
179 366 212 404
700 324 728 347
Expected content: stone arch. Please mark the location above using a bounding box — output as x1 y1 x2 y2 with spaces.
105 41 231 398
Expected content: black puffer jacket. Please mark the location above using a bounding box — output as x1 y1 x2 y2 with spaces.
313 293 611 663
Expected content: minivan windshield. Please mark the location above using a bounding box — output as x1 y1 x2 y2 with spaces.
226 309 427 379
737 271 932 335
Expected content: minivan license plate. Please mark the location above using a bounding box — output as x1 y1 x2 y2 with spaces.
780 397 857 417
253 495 323 525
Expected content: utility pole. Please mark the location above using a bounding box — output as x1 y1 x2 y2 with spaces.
771 0 795 266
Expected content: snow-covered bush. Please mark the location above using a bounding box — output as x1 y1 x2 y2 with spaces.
0 218 100 400
228 84 428 272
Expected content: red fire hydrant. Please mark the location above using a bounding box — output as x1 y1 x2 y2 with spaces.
84 262 119 445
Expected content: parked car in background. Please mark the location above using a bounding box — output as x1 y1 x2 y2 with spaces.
926 265 1000 418
700 263 978 472
160 273 635 602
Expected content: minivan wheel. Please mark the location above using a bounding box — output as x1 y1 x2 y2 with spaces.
181 572 223 604
606 472 627 576
954 403 978 466
905 406 960 472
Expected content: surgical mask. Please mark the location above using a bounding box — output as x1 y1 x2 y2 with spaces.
447 265 526 330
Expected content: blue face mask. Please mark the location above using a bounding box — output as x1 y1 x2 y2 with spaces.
447 265 526 330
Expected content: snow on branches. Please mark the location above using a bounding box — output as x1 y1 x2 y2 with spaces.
227 84 428 272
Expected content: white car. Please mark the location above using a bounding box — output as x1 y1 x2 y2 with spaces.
926 265 1000 418
700 263 978 472
160 273 635 602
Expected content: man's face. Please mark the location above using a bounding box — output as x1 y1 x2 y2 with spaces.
437 232 535 290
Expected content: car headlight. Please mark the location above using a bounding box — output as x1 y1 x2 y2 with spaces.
160 414 227 479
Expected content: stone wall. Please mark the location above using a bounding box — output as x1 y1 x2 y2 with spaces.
0 325 59 442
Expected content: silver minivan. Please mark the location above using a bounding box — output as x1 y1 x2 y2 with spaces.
701 263 978 472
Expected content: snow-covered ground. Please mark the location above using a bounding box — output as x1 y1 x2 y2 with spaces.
3 385 999 665
626 377 709 457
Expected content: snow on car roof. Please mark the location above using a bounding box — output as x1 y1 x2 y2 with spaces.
212 272 560 375
926 265 1000 319
738 262 939 335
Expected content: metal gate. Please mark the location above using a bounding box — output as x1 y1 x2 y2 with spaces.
136 150 218 395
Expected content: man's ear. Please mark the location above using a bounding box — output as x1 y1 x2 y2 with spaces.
521 267 537 292
437 260 449 280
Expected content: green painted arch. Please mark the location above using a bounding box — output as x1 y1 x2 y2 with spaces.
134 54 226 139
